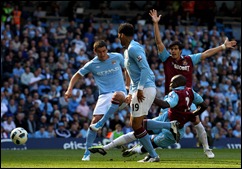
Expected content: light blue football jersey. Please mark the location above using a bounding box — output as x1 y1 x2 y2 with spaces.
124 40 156 94
78 53 126 95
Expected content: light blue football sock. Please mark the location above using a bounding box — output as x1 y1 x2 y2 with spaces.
84 128 97 155
139 134 158 158
96 103 119 128
146 119 171 130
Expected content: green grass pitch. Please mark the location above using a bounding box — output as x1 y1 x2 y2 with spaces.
1 148 241 168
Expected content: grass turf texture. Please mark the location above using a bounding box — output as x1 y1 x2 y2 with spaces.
1 148 241 168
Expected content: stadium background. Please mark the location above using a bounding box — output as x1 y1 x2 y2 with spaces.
1 1 241 149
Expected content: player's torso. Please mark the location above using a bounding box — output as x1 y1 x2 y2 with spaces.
91 54 122 78
87 54 126 93
168 88 195 128
172 88 194 113
164 56 193 94
123 44 144 83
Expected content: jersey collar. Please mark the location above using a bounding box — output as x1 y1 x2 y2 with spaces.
172 86 185 91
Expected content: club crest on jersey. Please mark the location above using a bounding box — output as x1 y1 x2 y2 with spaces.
112 60 116 64
137 55 142 62
182 60 188 66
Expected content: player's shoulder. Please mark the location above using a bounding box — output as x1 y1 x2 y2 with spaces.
87 56 99 65
108 53 124 63
168 91 177 99
129 40 142 49
108 52 123 58
184 87 197 97
185 87 193 91
185 87 195 95
182 55 192 59
128 42 144 57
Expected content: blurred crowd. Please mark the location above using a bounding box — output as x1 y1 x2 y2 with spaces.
1 1 241 147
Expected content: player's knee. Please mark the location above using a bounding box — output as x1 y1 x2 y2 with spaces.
112 92 125 104
133 127 147 139
153 135 164 147
92 115 103 124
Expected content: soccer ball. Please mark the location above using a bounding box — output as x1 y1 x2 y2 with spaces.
10 127 28 145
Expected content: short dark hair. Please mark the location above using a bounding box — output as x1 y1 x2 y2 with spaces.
118 23 134 36
93 40 107 51
168 41 183 50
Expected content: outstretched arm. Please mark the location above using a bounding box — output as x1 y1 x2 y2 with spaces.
201 37 237 60
153 97 170 108
149 9 165 53
192 101 208 116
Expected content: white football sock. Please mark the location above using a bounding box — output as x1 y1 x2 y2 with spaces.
103 132 136 150
194 122 209 150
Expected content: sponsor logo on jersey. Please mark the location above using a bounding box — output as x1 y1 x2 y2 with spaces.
172 62 190 71
97 67 120 76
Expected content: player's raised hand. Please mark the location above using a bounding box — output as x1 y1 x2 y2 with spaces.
149 9 162 23
224 37 237 49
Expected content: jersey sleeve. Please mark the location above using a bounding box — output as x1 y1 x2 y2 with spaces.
164 91 179 108
189 53 202 65
78 62 91 76
158 48 170 62
192 89 204 104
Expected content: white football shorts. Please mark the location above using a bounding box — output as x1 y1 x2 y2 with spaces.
93 91 127 115
130 87 156 117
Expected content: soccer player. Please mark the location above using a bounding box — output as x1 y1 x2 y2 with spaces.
116 22 162 162
122 74 208 158
149 9 237 158
88 75 208 160
64 40 128 161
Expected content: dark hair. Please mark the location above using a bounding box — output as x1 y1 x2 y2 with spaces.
168 41 183 50
93 40 107 51
118 23 134 36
